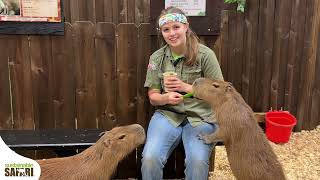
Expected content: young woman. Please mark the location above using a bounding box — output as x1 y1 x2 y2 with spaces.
141 6 224 180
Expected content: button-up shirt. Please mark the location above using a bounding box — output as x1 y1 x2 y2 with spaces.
144 44 224 127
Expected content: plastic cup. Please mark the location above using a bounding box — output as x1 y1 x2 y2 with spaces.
163 72 177 92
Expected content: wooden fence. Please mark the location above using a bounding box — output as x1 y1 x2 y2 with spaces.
0 22 153 178
62 0 150 25
1 0 320 179
215 0 320 131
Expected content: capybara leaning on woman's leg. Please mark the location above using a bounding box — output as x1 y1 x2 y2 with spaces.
193 78 286 180
37 124 145 180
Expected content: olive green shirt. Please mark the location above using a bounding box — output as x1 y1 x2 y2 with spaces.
144 44 224 127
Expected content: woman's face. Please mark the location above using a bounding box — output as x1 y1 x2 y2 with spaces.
161 21 188 49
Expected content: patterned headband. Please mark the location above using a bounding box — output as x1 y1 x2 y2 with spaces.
158 13 188 27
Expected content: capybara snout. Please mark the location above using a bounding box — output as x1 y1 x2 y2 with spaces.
104 124 146 152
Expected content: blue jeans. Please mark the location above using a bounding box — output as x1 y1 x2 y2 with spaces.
141 112 217 180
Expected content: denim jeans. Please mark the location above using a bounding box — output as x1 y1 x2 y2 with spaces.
141 112 217 180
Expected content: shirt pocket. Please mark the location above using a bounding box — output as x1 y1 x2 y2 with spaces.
183 66 202 84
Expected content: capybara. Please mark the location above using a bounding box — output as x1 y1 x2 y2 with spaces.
193 78 286 180
37 124 146 180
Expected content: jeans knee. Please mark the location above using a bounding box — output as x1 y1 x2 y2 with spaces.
142 154 165 169
186 159 208 169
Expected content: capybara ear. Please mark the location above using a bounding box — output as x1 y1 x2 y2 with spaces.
103 139 111 147
226 85 232 92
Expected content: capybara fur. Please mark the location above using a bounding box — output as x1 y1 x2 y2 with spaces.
37 124 145 180
193 78 286 180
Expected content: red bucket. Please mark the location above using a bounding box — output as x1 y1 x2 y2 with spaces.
265 111 297 143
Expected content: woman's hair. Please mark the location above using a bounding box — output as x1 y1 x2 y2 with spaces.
157 6 200 66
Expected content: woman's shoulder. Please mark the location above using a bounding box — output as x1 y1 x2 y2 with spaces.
198 43 214 54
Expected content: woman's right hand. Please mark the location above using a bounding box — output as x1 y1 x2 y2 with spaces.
148 88 183 106
164 92 183 105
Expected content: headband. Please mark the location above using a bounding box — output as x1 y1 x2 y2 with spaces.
158 13 188 27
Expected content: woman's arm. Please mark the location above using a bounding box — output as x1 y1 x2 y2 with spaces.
163 77 193 93
148 88 183 106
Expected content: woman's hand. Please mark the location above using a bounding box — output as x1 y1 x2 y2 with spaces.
164 92 183 105
164 76 193 93
148 89 183 106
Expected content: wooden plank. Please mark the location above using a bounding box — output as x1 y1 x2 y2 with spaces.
254 112 266 123
296 0 320 130
136 23 151 179
219 10 229 80
234 13 244 94
28 35 55 159
70 0 79 23
143 0 150 22
112 0 119 24
277 0 293 110
116 23 138 126
51 23 76 129
78 0 87 21
173 144 185 178
8 36 34 130
29 36 54 129
0 35 12 130
285 0 307 115
118 0 127 23
309 28 320 129
137 23 151 129
128 0 135 23
63 0 71 23
86 0 96 23
242 0 260 105
8 36 35 159
73 21 97 129
104 0 113 22
95 22 117 130
270 0 292 110
256 0 275 112
242 0 259 108
213 35 221 62
135 0 143 25
227 11 236 84
95 0 113 22
115 23 138 178
95 0 104 22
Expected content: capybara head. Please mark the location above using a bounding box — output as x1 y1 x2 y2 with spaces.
193 78 237 107
37 124 146 180
100 124 146 160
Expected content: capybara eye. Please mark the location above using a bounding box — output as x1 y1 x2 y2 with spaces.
212 82 219 88
118 134 126 139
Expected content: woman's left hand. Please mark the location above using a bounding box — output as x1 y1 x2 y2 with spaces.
164 76 192 93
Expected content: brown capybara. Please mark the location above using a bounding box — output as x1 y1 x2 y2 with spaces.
37 124 145 180
193 78 286 180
